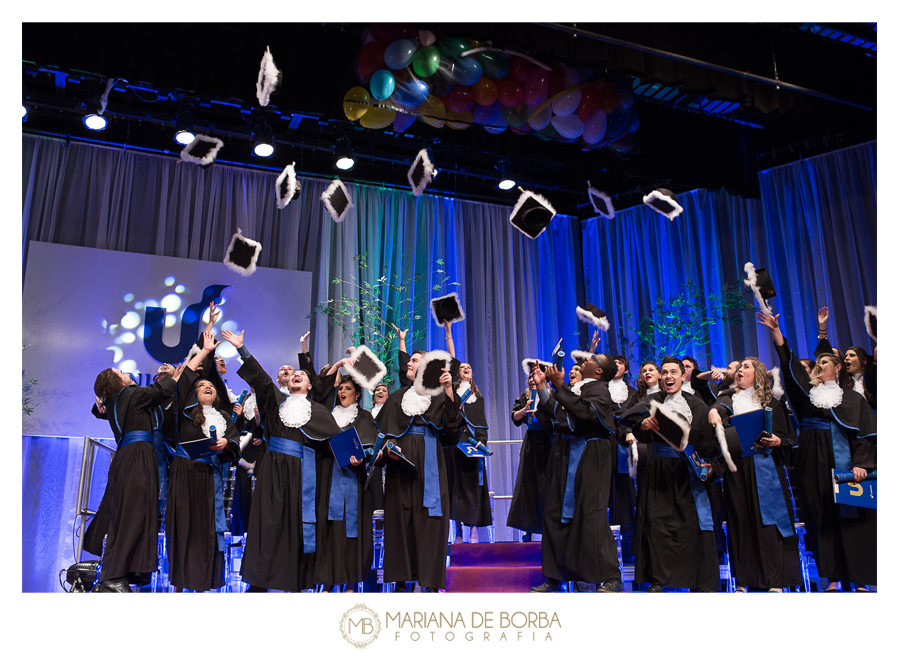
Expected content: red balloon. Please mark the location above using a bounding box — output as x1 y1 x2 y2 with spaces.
522 68 549 106
598 85 619 113
509 57 533 83
496 78 523 107
547 67 565 101
353 55 372 86
444 86 475 113
577 86 602 122
370 24 407 43
472 77 498 106
359 41 387 76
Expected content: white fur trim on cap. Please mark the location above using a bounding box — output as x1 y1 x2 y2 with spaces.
587 181 615 219
649 399 690 451
642 189 683 221
430 291 466 327
275 162 298 210
223 228 263 277
570 350 596 364
508 187 556 240
414 349 453 397
769 367 784 401
628 440 639 479
180 134 224 167
408 149 435 197
256 46 281 107
714 422 737 473
743 261 772 316
320 178 355 223
344 345 388 392
575 305 610 331
864 305 877 341
521 358 553 377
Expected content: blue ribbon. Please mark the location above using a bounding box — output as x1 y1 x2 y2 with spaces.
652 441 713 531
407 426 442 517
174 445 227 552
616 443 630 475
560 433 602 523
119 430 153 449
152 431 169 502
526 417 545 433
799 417 857 518
267 436 318 552
751 452 794 537
328 460 359 538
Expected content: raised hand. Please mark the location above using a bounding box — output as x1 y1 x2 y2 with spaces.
300 331 311 353
818 306 829 326
589 329 600 353
389 323 409 341
440 367 454 397
221 329 244 349
205 302 220 332
546 364 565 389
756 311 780 332
201 329 218 352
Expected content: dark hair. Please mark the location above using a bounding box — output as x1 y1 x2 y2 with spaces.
661 355 685 375
681 355 699 371
94 368 126 402
412 350 427 358
613 355 630 380
591 354 618 383
190 379 219 427
453 363 481 399
846 346 869 372
636 360 660 400
339 374 362 397
799 358 816 373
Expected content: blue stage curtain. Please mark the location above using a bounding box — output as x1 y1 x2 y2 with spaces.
582 141 876 374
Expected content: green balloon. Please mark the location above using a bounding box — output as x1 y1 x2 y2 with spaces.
502 103 528 128
437 37 469 60
477 51 509 80
412 45 441 78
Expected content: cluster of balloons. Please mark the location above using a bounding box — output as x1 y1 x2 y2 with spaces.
342 24 639 153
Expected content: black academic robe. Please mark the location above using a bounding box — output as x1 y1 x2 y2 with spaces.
374 350 464 589
447 392 493 527
618 391 720 590
608 380 639 556
708 393 802 590
236 355 342 591
506 389 554 535
538 379 621 584
814 337 876 409
775 339 877 585
88 377 176 585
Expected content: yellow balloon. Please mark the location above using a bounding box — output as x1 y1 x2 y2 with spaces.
359 105 396 129
446 110 473 130
417 95 446 128
343 87 371 121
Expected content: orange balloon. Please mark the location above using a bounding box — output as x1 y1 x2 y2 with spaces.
446 110 473 130
472 77 498 106
418 95 446 128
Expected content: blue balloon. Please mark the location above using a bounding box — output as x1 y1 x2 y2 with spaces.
628 112 640 134
472 100 502 125
369 69 396 102
454 56 483 87
384 39 418 70
392 79 430 107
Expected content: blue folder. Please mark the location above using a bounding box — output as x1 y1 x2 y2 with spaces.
328 427 365 469
731 408 767 455
456 441 487 458
832 469 877 509
180 436 222 460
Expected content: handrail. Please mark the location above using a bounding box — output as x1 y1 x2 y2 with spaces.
75 436 116 561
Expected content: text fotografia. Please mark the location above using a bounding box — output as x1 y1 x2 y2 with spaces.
386 611 561 642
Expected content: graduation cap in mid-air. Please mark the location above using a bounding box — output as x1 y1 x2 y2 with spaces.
256 46 282 107
414 350 453 397
275 162 301 210
570 350 596 365
643 188 683 221
321 178 355 223
509 187 557 239
224 228 263 276
864 305 877 341
648 400 690 451
743 262 776 316
575 303 610 331
430 292 465 327
587 181 615 219
343 345 388 392
521 358 552 377
408 149 436 197
180 134 224 168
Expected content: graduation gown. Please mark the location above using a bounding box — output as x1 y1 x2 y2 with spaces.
506 389 554 535
708 392 802 589
368 403 386 512
814 337 877 409
447 391 493 527
88 377 176 585
538 379 621 584
374 350 463 589
618 391 720 590
236 355 342 591
775 339 877 584
608 379 639 555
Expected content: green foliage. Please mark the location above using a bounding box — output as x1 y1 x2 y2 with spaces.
22 344 39 416
618 279 755 365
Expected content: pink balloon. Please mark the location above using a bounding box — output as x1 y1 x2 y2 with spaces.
526 104 552 131
522 68 549 106
582 109 607 144
418 30 436 46
550 113 584 139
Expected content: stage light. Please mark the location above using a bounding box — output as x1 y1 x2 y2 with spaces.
83 113 108 131
22 105 29 122
334 137 355 171
496 158 515 190
173 110 195 145
252 123 274 158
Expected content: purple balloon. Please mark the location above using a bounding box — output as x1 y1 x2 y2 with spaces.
392 110 417 133
473 100 502 125
454 56 483 87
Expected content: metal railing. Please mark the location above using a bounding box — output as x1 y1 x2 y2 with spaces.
74 436 116 561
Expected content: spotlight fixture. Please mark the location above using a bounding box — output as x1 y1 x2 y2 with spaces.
173 110 195 145
334 137 355 171
82 113 108 131
22 104 29 122
252 123 274 158
496 158 515 190
81 90 108 131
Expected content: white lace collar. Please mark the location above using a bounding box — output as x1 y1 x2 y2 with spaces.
241 393 257 420
332 402 359 428
851 373 865 396
401 386 432 417
810 380 843 409
664 391 693 423
279 385 290 395
456 381 478 404
278 394 312 428
682 381 695 395
201 405 228 439
370 402 384 419
732 386 762 415
609 377 628 404
647 384 660 395
571 377 597 397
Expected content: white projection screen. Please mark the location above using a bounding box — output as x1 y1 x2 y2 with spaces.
22 241 313 439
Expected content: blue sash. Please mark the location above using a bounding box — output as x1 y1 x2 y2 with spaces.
328 460 359 538
407 426 442 517
174 445 227 552
560 433 602 524
267 436 318 553
653 441 713 531
119 430 153 449
800 417 857 518
750 450 794 537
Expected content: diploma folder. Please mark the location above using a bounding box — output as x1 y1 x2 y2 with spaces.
385 442 418 475
180 436 222 460
730 408 768 455
328 427 365 469
832 469 877 509
456 441 487 458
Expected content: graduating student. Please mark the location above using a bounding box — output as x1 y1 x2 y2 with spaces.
618 356 720 592
221 329 343 592
607 355 639 563
530 355 623 593
374 324 463 592
89 363 177 591
707 357 802 592
367 382 390 511
167 329 242 592
757 311 876 592
507 364 554 542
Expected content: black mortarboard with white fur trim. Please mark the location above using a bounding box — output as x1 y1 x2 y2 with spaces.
275 162 300 210
408 149 436 197
587 181 615 219
180 134 224 168
321 178 355 223
643 188 683 220
343 345 388 392
224 228 262 276
864 305 877 341
521 358 552 377
575 304 610 331
648 400 690 452
256 46 282 107
743 262 775 316
714 422 738 473
570 350 596 365
509 187 556 239
430 292 465 326
414 350 453 397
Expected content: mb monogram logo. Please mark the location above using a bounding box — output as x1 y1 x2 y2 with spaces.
340 604 381 648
